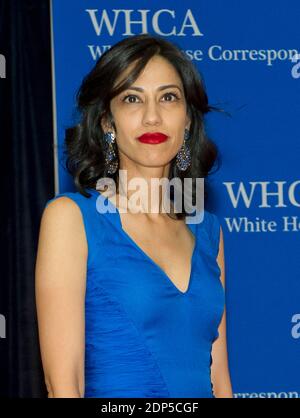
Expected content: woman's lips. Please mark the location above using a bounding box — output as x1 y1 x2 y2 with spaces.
137 132 169 144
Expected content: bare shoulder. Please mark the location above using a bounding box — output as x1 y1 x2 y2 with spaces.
40 196 88 256
42 195 81 221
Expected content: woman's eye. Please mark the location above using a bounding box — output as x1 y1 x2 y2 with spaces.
162 92 180 102
122 95 140 103
122 92 180 103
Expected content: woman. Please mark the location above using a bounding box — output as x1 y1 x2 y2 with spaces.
35 34 233 398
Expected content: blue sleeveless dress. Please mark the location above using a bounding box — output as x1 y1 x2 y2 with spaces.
45 187 225 398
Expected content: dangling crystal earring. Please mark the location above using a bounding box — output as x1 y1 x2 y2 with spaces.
103 131 118 174
176 128 191 171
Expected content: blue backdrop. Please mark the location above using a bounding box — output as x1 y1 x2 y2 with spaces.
51 0 300 398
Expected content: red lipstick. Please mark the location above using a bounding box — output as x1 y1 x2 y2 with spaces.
137 132 169 144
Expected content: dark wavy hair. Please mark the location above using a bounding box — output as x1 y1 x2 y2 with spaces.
63 33 226 219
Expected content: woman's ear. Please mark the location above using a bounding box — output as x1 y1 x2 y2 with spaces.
186 122 191 131
100 116 110 133
185 115 191 131
101 112 115 134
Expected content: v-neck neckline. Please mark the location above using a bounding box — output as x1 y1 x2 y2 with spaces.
87 187 198 295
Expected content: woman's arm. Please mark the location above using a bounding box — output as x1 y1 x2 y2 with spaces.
211 226 234 398
35 197 87 398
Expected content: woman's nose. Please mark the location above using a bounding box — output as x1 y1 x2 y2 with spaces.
142 100 163 126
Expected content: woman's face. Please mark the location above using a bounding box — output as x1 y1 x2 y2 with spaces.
104 55 191 172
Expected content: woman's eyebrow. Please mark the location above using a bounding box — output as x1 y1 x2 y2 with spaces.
126 84 182 93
